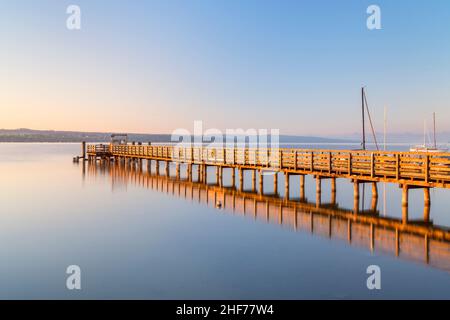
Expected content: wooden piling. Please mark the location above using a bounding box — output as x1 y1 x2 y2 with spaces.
284 172 290 200
259 170 264 195
300 175 305 201
316 176 321 207
353 181 360 213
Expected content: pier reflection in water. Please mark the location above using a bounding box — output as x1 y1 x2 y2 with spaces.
84 160 450 273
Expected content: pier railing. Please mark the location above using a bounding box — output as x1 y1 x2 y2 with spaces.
86 144 450 188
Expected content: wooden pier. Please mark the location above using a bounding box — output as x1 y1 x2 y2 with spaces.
84 160 450 272
83 142 450 217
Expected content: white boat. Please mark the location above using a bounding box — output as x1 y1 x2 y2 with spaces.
409 145 448 153
410 113 448 153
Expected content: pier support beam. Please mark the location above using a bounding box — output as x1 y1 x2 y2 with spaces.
273 173 278 195
165 161 170 177
252 170 257 192
316 176 321 207
239 169 244 191
424 187 431 222
155 161 160 176
202 165 207 183
300 175 305 201
330 177 336 205
402 185 409 224
231 168 236 188
176 163 180 179
284 172 290 200
259 170 264 195
147 159 151 174
218 167 223 187
215 166 220 184
371 182 378 212
81 141 86 160
424 188 431 207
187 164 192 181
353 181 360 214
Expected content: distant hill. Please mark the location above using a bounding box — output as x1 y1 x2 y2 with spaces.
0 128 355 144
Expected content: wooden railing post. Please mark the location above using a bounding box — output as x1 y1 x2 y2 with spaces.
348 153 352 175
279 149 283 169
370 152 375 178
425 155 430 183
294 151 298 171
328 152 332 173
396 154 400 180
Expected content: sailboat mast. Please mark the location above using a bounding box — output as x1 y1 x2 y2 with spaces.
361 87 366 150
433 112 437 149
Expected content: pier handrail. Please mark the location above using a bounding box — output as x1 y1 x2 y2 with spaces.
86 143 450 188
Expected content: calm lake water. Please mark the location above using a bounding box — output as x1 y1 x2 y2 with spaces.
1 143 450 299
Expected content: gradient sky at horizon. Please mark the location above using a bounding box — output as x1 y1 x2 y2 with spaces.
1 0 449 136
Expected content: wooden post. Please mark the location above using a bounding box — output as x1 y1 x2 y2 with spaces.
316 176 321 207
371 182 378 211
147 159 152 174
424 188 431 207
273 172 278 194
424 188 431 222
203 165 207 183
259 170 264 195
252 170 256 192
155 161 160 176
165 161 170 177
353 181 360 214
239 168 243 191
188 164 192 181
231 168 236 188
330 177 336 205
216 166 220 185
176 163 180 179
219 166 223 187
402 184 409 224
424 203 430 222
300 175 305 201
81 141 86 160
285 172 290 200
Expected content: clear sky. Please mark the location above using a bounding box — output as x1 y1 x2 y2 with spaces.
1 0 449 135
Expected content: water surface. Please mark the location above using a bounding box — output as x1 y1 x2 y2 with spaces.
0 143 450 299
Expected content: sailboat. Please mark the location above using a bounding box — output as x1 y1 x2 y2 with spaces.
410 113 448 153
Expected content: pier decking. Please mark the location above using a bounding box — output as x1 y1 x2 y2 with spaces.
83 143 450 217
